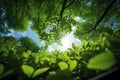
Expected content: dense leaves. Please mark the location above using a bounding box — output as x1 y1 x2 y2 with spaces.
0 30 120 80
0 0 119 43
0 0 120 80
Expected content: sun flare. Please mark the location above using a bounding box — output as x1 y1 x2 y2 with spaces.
61 35 72 48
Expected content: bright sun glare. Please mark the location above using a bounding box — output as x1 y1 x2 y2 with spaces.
61 35 72 48
48 32 82 52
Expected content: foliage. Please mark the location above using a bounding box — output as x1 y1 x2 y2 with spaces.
0 0 120 80
0 30 120 80
19 37 40 52
21 64 49 78
0 0 119 43
0 64 14 79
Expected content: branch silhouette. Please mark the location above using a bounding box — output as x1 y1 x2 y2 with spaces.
82 0 117 34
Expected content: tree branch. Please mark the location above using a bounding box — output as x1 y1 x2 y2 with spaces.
38 0 43 26
60 0 67 18
65 0 75 9
59 0 75 19
80 0 117 35
90 0 117 32
55 1 63 12
57 0 67 24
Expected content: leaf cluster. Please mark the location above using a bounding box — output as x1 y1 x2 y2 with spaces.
0 30 120 80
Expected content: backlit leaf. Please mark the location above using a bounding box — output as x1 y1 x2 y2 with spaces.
87 51 116 70
32 67 49 78
22 53 30 58
58 62 68 70
21 65 34 78
69 60 77 71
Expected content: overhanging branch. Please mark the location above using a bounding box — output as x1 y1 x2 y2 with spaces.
83 0 117 34
59 0 75 22
37 0 43 26
60 0 67 18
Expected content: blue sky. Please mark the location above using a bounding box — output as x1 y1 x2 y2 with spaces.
9 21 45 47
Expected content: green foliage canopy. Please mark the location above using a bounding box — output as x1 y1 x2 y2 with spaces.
0 0 120 43
0 0 120 80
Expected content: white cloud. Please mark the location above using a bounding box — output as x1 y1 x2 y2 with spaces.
74 16 86 23
74 16 81 22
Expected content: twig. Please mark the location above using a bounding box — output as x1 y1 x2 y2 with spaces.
65 0 75 9
37 0 43 26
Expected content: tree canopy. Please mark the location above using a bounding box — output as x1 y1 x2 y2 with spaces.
0 0 119 43
0 0 120 80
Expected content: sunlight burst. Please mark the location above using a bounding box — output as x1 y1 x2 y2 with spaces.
61 35 72 49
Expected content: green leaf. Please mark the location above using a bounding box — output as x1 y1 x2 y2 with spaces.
32 67 49 78
0 69 14 79
87 51 116 70
58 62 68 70
69 60 77 71
49 71 56 75
21 65 34 78
22 53 30 58
0 64 4 75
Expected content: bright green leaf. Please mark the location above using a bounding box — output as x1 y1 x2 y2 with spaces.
0 64 4 75
32 67 49 78
69 60 77 71
58 62 68 70
49 71 56 75
21 65 34 78
87 51 116 70
22 53 30 58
